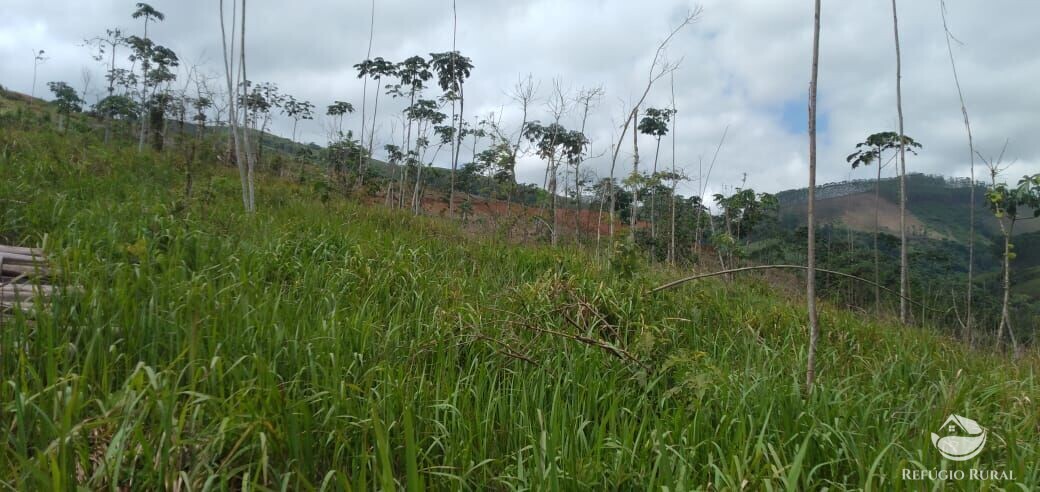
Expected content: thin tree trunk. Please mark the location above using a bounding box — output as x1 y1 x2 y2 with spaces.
240 0 255 212
941 0 976 341
357 0 375 188
629 104 640 238
363 78 381 186
650 136 661 241
574 95 595 244
669 71 678 265
400 93 415 210
996 219 1018 351
413 163 424 214
596 190 605 250
219 0 249 212
138 18 150 153
448 0 462 218
104 40 117 144
550 156 558 246
694 157 703 258
806 0 822 391
874 152 881 314
892 0 908 324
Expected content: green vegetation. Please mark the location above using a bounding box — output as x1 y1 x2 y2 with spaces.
2 109 1038 489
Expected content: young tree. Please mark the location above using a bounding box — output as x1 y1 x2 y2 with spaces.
524 122 587 246
388 56 433 209
282 96 314 145
846 131 921 313
430 50 474 218
404 100 446 213
572 87 603 241
806 0 822 391
47 81 84 132
982 152 1039 351
131 2 165 152
891 0 910 324
637 107 675 243
126 35 178 150
93 94 138 130
606 9 700 242
84 29 126 143
354 57 396 184
486 75 538 217
241 82 282 166
326 101 355 140
31 49 47 101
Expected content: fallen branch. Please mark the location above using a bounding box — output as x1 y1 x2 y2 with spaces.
523 322 647 370
651 264 951 314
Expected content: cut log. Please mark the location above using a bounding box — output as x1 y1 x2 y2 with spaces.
0 252 44 264
0 263 51 277
0 284 56 296
1 300 35 312
0 245 44 256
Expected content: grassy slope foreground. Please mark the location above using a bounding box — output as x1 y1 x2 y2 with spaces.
0 127 1038 490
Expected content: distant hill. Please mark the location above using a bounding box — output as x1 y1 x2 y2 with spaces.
777 173 1040 243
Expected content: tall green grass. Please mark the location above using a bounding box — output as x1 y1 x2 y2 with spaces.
1 126 1037 489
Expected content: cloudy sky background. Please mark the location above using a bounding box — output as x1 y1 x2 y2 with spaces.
2 0 1037 199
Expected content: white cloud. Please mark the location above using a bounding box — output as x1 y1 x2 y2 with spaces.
1 0 1037 197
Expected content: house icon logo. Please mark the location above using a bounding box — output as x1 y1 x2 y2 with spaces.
931 414 987 461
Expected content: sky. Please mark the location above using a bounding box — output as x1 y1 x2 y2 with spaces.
2 0 1038 200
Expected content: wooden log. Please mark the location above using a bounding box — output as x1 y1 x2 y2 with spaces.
0 245 44 256
0 252 45 264
0 284 56 295
0 263 51 277
1 300 35 312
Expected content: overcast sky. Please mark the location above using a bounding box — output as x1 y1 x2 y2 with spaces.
2 0 1037 198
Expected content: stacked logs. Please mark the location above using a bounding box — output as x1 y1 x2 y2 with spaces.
1 244 52 318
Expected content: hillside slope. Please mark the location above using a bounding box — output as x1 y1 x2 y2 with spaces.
778 174 1040 241
1 124 1038 489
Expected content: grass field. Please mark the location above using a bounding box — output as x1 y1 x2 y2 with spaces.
1 125 1038 489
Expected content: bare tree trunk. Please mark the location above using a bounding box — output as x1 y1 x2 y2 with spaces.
806 0 822 391
413 163 425 215
874 154 881 314
941 0 976 341
650 136 661 241
358 0 375 188
219 0 249 212
573 89 598 244
240 0 255 212
104 40 117 144
596 189 605 250
606 10 699 244
694 157 703 258
669 71 678 265
996 218 1018 351
448 0 462 219
892 0 908 323
629 104 640 239
452 87 465 217
137 18 151 153
400 94 415 210
363 78 381 187
550 156 558 246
